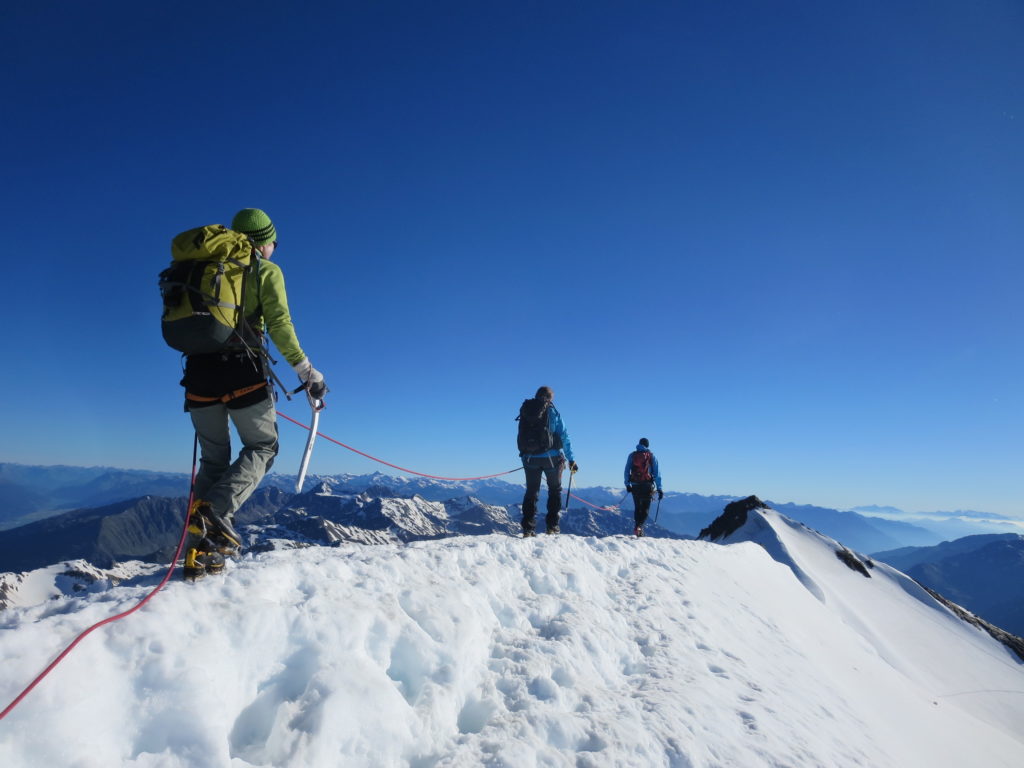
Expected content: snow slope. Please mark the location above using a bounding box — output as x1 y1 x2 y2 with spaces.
0 559 162 611
1 524 1023 767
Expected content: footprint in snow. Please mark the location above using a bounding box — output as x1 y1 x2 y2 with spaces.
738 710 758 731
707 664 730 678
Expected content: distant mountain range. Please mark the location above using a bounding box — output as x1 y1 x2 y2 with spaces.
4 463 1021 544
872 534 1024 637
0 480 685 575
3 463 1023 638
0 463 188 529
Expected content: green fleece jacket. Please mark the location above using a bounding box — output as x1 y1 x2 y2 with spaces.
245 258 306 366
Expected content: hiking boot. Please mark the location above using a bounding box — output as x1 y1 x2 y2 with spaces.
190 500 242 551
522 530 537 538
634 526 644 538
545 526 559 535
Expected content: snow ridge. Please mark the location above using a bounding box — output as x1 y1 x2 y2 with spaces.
2 529 1024 767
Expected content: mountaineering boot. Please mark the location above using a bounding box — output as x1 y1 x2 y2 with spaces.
634 526 644 538
183 500 237 581
183 546 205 581
545 526 560 535
190 499 242 553
197 550 225 574
184 508 209 581
206 529 241 556
523 530 537 538
183 547 225 581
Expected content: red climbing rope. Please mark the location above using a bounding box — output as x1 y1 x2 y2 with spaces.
0 439 200 722
569 492 626 512
2 417 530 721
276 410 523 482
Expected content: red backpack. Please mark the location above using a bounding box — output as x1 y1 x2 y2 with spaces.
629 451 653 483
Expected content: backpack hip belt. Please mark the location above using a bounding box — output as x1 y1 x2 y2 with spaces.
185 381 267 404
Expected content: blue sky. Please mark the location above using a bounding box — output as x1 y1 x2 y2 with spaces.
2 1 1021 516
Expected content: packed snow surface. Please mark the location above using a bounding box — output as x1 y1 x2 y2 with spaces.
2 519 1023 767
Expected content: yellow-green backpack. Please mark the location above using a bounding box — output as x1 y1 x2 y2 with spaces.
159 225 260 355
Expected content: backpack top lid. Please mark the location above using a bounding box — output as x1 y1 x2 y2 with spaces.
170 224 255 265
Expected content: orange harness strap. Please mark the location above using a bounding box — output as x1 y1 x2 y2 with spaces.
185 381 267 404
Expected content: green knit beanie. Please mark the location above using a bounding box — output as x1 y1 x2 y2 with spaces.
231 208 277 246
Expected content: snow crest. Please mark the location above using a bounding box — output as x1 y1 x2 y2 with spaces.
1 535 1023 767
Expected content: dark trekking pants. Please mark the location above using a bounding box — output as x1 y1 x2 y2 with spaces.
522 455 565 533
631 481 655 529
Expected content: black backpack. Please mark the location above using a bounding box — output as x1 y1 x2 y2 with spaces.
516 398 561 455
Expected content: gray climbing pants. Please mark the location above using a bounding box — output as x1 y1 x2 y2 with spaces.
188 395 279 520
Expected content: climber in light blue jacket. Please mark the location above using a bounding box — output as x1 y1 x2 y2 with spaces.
625 438 663 536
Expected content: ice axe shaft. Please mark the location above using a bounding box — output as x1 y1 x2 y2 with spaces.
295 392 325 492
564 463 576 510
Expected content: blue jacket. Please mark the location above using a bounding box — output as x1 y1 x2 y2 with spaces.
625 445 662 491
521 404 575 463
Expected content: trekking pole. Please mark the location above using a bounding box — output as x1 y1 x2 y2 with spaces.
564 463 577 510
653 494 662 524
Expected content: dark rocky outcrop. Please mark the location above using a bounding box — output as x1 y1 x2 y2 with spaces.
835 547 872 577
699 495 769 541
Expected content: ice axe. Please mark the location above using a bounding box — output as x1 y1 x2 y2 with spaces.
564 461 577 510
295 387 326 493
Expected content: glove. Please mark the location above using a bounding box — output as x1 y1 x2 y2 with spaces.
568 461 578 473
657 489 664 500
293 358 327 399
308 378 327 400
626 485 633 494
